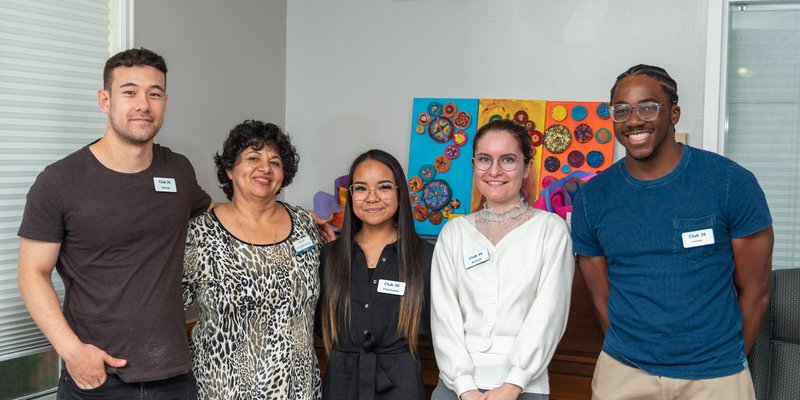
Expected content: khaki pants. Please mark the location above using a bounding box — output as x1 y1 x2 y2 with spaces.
592 351 755 400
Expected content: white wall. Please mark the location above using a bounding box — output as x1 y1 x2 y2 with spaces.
285 0 709 208
135 0 287 202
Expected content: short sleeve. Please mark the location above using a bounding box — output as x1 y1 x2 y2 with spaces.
725 165 772 238
18 167 66 243
571 187 604 257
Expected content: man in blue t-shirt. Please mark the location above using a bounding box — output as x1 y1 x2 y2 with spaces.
571 65 773 400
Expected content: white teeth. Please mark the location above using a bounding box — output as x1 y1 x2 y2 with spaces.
628 131 651 142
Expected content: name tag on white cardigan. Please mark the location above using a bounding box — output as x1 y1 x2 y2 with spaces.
464 248 490 269
377 279 405 295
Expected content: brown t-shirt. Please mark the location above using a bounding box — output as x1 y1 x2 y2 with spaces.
18 143 211 382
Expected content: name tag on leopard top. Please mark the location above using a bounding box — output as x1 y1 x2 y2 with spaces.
377 279 406 296
293 235 315 254
682 228 715 248
464 248 490 269
153 177 176 192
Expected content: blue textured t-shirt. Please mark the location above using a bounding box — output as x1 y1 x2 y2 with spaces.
571 144 772 379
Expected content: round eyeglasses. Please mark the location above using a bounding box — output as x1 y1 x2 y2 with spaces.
349 183 398 201
472 154 520 172
609 101 674 123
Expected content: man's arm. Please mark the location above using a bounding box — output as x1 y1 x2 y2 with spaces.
17 237 126 389
577 255 610 333
731 226 774 354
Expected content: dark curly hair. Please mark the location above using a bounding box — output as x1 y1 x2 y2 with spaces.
214 120 299 200
103 47 168 90
473 119 533 164
610 64 678 104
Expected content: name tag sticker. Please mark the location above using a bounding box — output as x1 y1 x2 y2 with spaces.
682 228 715 248
293 235 315 254
153 177 177 192
463 248 490 269
377 279 406 296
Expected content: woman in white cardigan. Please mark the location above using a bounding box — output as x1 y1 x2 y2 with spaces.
431 119 574 400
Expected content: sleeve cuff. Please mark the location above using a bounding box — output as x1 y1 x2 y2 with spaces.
453 375 478 398
504 367 534 391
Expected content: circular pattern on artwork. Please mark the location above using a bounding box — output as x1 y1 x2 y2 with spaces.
561 165 571 173
567 150 585 168
428 210 444 225
441 206 453 219
410 192 420 206
444 144 460 160
453 111 471 129
595 127 612 144
449 198 461 209
418 112 431 126
543 124 572 154
530 130 543 147
489 114 503 122
551 105 568 122
419 164 436 182
524 120 536 132
428 102 443 117
453 130 468 146
514 110 529 124
415 125 425 134
428 117 454 143
586 150 605 168
574 123 593 143
541 175 557 189
442 102 457 118
571 105 588 121
422 180 452 211
434 155 451 173
544 156 561 172
596 103 611 120
413 204 428 221
408 176 424 192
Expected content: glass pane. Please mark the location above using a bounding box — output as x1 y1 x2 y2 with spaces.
725 4 800 269
0 349 58 399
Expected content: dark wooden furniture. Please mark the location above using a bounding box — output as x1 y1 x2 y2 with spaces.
313 267 604 400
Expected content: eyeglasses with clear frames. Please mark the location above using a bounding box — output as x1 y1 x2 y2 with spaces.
349 183 398 201
609 101 675 123
472 154 520 172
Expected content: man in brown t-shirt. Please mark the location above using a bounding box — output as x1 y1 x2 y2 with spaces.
17 48 211 399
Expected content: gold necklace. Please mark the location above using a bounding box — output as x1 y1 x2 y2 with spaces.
233 203 280 245
356 229 398 269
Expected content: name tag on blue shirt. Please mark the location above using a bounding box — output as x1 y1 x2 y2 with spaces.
681 228 715 248
463 248 490 269
153 177 176 192
377 279 406 296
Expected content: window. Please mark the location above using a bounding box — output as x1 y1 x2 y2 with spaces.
704 0 800 270
0 0 129 397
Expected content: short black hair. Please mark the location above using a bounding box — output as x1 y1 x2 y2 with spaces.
103 47 168 90
610 64 678 104
473 119 533 164
213 120 299 200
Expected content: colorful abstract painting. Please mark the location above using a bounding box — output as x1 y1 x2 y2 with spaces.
470 99 547 212
407 98 479 236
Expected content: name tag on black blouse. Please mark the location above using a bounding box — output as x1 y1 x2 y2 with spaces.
377 279 406 296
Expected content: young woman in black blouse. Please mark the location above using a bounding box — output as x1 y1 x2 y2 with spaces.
319 149 433 400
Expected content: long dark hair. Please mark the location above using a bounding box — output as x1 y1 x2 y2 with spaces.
320 149 425 357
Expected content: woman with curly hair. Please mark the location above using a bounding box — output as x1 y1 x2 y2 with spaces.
183 120 323 399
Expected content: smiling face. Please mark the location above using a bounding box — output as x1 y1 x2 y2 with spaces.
98 65 167 145
473 129 529 210
227 145 284 201
612 74 681 165
351 158 399 230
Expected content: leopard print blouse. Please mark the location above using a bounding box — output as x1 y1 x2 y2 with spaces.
183 203 323 399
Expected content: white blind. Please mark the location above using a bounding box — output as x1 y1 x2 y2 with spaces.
725 5 800 270
0 0 110 361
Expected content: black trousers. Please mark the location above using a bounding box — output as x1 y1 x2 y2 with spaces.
57 370 197 400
